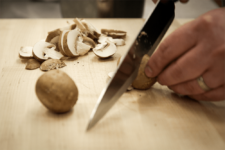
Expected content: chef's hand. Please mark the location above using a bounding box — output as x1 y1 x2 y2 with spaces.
152 0 189 4
145 8 225 101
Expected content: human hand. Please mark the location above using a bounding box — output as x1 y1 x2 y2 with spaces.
152 0 189 4
144 8 225 101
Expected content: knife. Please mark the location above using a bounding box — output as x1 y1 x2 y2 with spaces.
87 0 177 130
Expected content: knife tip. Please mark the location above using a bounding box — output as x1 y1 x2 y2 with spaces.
86 116 100 131
86 123 92 131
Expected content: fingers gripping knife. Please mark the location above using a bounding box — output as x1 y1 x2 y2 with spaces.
87 0 178 130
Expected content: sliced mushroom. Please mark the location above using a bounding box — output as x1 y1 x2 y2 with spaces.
73 18 88 35
25 59 41 70
82 36 96 48
108 37 125 46
93 41 116 58
98 34 108 43
46 24 76 43
63 30 80 57
101 29 126 39
76 36 91 55
58 30 69 56
43 47 64 60
46 29 61 43
32 40 56 62
19 46 33 59
49 35 59 45
40 59 66 71
81 19 101 40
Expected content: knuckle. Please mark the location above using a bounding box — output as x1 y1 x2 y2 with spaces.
193 15 213 33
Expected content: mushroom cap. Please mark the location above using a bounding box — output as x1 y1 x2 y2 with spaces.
76 35 91 55
93 41 116 58
25 59 41 70
43 47 64 60
19 46 33 59
33 39 56 62
49 35 59 45
40 59 66 71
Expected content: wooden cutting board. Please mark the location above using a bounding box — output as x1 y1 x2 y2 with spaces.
0 19 224 150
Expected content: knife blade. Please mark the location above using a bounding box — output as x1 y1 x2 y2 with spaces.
87 0 177 130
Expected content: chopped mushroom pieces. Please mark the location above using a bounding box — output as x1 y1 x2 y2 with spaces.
19 46 33 59
33 40 56 62
44 47 64 60
108 37 125 46
40 59 66 71
19 18 128 71
26 59 41 70
101 29 127 39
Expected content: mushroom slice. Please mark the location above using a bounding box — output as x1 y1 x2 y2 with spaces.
25 59 41 70
73 18 88 35
101 29 127 39
45 24 76 43
93 41 116 58
81 19 101 40
49 35 59 45
43 47 64 60
108 37 125 46
19 46 33 59
63 29 80 57
82 36 96 48
46 29 61 43
49 35 60 51
58 30 70 56
33 40 56 62
76 36 91 55
81 20 97 35
98 34 108 43
40 59 66 71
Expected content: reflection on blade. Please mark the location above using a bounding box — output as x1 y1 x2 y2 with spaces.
87 0 176 130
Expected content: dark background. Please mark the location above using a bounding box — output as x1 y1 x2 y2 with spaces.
0 0 222 18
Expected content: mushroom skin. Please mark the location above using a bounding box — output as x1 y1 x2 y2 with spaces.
132 54 156 90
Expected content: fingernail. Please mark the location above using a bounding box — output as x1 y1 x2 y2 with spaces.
145 66 153 77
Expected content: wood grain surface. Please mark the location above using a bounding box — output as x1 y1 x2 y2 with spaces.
0 19 224 150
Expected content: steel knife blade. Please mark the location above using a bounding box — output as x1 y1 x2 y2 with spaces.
87 0 177 130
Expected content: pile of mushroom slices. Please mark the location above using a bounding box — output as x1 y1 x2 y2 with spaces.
19 18 127 71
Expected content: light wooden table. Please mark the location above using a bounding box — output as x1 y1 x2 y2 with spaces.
0 19 224 150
